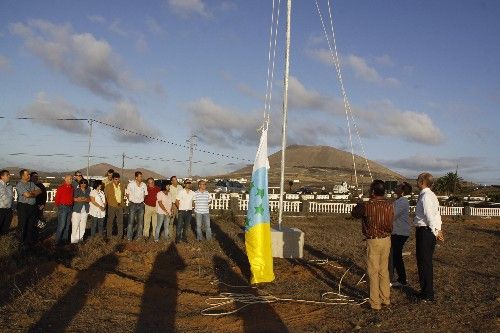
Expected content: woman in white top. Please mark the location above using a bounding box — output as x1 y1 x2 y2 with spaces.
89 180 106 237
155 183 173 242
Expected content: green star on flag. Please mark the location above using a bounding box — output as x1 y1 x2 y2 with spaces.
254 204 264 215
256 188 265 199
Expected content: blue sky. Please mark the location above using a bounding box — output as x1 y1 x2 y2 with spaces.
1 0 499 184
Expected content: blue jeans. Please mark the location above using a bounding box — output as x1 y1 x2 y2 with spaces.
55 205 72 244
176 210 192 241
155 214 171 241
91 216 105 236
195 213 212 241
127 202 145 240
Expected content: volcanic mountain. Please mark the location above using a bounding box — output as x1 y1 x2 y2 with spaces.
230 145 405 187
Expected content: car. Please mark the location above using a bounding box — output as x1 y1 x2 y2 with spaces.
295 186 314 195
215 179 246 193
154 179 171 189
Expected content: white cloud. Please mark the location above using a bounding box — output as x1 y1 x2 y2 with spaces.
374 54 394 66
23 92 88 134
287 77 444 145
101 101 160 142
308 49 400 87
10 19 145 100
185 97 261 148
288 76 344 114
363 100 444 145
145 18 167 35
0 54 10 71
87 15 106 24
185 97 344 149
22 93 159 143
346 54 400 87
168 0 210 18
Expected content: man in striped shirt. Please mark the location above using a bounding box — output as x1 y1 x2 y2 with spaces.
352 180 394 310
194 180 212 241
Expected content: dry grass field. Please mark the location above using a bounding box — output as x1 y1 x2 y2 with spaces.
0 212 498 332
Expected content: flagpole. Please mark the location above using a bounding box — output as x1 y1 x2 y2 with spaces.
278 0 292 230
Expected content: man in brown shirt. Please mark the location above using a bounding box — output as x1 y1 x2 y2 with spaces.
104 172 126 239
352 179 394 310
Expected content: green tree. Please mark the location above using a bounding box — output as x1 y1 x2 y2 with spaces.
434 172 462 195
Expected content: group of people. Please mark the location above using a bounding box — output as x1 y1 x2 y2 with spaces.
0 168 214 248
352 172 444 310
55 169 214 245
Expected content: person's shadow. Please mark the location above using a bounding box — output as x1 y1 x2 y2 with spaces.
211 218 251 281
28 244 124 333
213 255 288 333
134 242 186 333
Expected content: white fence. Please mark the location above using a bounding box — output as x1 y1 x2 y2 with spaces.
438 206 463 216
309 202 356 214
209 198 230 210
11 188 500 217
238 200 301 213
470 207 500 217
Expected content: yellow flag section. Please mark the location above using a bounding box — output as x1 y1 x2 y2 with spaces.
244 127 275 284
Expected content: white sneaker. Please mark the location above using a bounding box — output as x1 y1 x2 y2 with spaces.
391 281 404 288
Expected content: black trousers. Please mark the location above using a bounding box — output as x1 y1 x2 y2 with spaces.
389 234 409 284
0 207 13 234
17 202 37 245
416 226 436 299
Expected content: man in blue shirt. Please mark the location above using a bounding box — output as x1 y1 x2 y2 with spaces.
0 170 14 234
16 169 41 247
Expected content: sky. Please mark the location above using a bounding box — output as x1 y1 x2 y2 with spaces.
1 0 499 184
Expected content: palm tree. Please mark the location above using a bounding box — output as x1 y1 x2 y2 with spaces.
434 172 462 195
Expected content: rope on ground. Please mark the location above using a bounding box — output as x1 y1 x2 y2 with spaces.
202 260 368 316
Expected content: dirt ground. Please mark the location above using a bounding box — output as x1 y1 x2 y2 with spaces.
0 212 499 333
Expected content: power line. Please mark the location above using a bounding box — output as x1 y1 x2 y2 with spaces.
1 116 252 163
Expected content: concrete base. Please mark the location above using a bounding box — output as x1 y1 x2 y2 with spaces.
271 226 304 258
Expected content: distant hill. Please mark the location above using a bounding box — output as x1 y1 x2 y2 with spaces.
5 163 166 182
76 163 166 181
229 145 405 187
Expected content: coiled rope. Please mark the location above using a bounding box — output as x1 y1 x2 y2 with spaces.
202 260 368 316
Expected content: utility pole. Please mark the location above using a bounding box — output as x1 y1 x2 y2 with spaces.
121 153 125 178
187 135 197 178
86 119 93 180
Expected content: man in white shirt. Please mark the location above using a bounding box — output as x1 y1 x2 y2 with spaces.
125 171 148 241
169 176 182 238
414 172 444 302
390 182 412 287
175 180 195 243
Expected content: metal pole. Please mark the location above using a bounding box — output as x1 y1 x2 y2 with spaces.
86 119 93 179
278 0 292 230
187 135 197 178
121 153 125 177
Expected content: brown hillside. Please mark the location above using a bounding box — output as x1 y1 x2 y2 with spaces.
78 163 166 181
230 145 405 187
5 164 165 182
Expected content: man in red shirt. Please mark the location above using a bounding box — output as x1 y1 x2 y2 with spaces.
143 177 160 240
352 180 394 310
54 175 74 245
